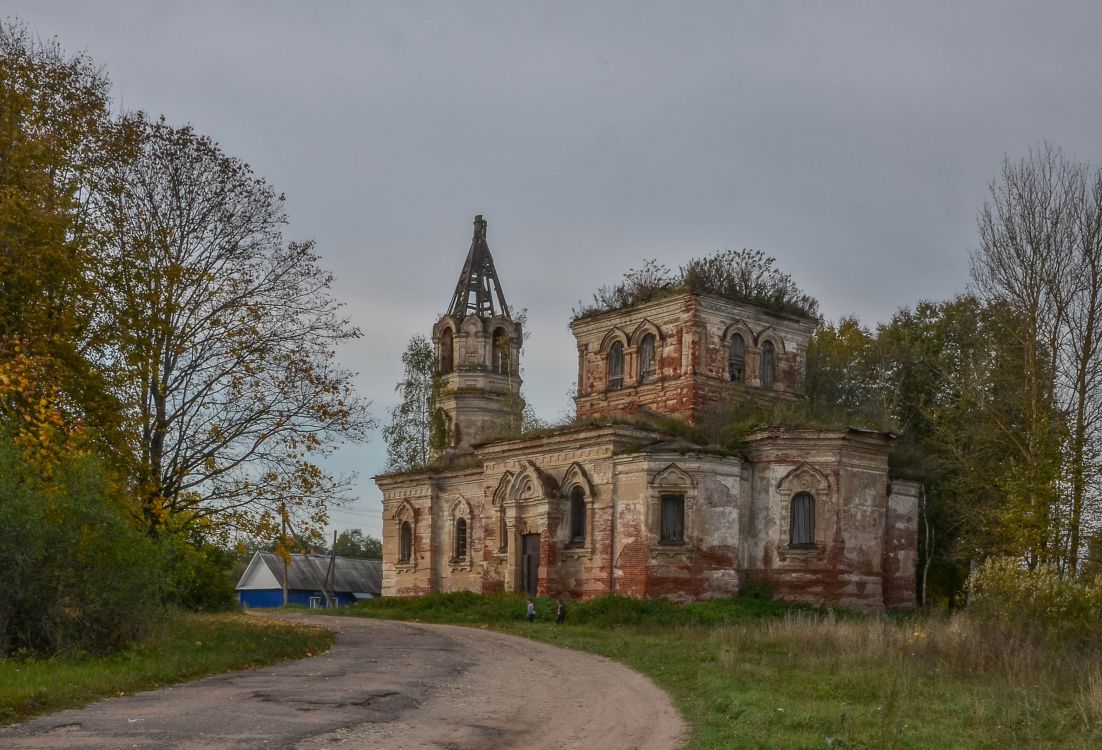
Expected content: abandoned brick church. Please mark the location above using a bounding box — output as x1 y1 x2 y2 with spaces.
375 216 919 610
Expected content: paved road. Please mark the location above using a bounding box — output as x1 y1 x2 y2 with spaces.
0 615 685 749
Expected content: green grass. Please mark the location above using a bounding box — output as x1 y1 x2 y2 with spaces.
340 593 1102 749
0 612 334 724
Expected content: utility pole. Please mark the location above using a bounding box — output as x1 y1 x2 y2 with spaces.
327 530 338 607
283 512 335 608
281 503 289 607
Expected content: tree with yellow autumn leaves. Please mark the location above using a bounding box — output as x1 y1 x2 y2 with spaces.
0 22 370 652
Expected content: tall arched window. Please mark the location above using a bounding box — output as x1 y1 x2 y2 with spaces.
728 334 745 382
639 333 657 381
491 328 509 375
608 341 624 390
790 492 814 547
569 486 586 544
761 340 775 389
399 521 413 563
454 517 468 560
439 328 454 374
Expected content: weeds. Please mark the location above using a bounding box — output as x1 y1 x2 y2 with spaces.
345 593 1102 748
0 612 333 724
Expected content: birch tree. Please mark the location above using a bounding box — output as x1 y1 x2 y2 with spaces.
971 144 1102 573
382 335 436 471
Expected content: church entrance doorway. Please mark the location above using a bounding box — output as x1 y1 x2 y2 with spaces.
521 534 540 595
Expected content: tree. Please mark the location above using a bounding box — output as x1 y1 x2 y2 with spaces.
92 116 371 540
972 144 1102 573
383 335 436 471
807 296 1060 602
331 528 382 559
0 22 128 452
805 317 878 423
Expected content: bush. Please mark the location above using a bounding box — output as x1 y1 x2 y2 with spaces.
968 557 1102 645
573 250 819 320
0 433 163 655
160 538 237 612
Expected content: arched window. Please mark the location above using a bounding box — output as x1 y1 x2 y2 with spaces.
728 334 745 382
439 328 454 374
399 521 413 563
761 340 775 389
608 341 624 390
790 492 814 548
569 486 586 544
639 333 657 381
454 517 468 560
491 328 509 375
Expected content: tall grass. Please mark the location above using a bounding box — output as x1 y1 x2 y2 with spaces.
346 590 794 626
345 592 1102 748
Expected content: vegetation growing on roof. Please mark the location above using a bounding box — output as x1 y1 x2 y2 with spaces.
572 250 820 320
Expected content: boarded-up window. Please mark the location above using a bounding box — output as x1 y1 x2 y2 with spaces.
729 334 745 382
761 340 775 389
608 341 624 390
639 333 657 381
570 486 586 543
440 328 454 373
455 517 468 560
660 493 685 543
790 492 814 547
399 521 413 563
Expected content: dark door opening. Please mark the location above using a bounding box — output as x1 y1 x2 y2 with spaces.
521 533 540 596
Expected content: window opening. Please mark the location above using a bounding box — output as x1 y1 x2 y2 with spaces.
729 333 745 382
492 328 509 374
660 493 685 544
399 521 412 563
608 341 624 390
761 340 775 389
570 486 586 544
440 328 454 373
790 492 815 547
639 333 657 381
455 517 468 560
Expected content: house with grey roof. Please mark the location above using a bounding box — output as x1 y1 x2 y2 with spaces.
236 551 382 608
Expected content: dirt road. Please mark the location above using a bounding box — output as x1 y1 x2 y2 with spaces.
0 615 686 749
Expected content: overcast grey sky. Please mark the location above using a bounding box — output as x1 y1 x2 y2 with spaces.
7 1 1102 538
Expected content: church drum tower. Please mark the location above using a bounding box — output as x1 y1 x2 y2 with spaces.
431 215 523 451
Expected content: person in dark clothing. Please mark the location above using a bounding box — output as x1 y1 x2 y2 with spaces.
526 599 536 622
555 600 566 625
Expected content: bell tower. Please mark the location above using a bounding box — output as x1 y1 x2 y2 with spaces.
432 215 523 450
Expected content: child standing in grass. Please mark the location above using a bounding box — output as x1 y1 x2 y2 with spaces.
526 599 536 622
555 600 566 625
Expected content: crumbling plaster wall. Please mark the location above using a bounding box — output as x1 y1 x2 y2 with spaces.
378 426 915 610
378 467 483 597
571 293 816 422
743 429 912 610
610 452 745 602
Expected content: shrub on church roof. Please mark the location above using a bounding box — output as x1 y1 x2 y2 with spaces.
572 249 819 320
